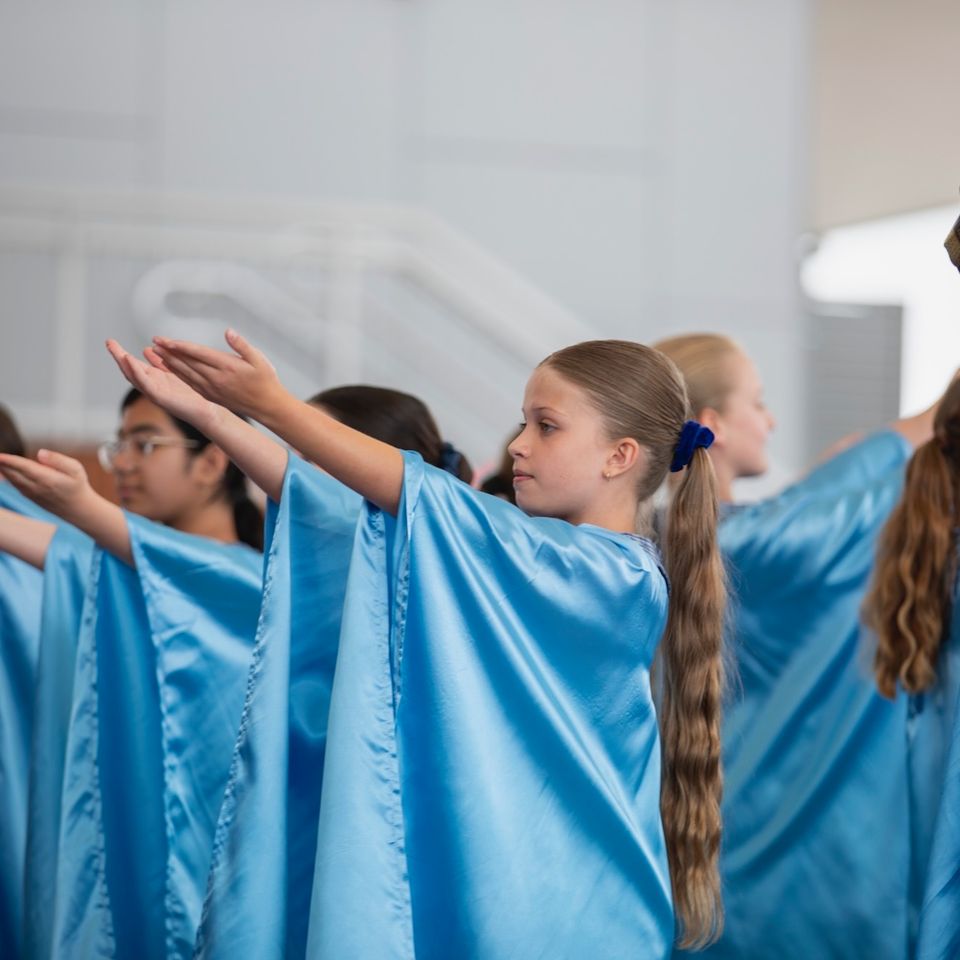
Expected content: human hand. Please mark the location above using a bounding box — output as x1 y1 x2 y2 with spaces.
0 450 98 522
106 338 219 433
149 329 286 422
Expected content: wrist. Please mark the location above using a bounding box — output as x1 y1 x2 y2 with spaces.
255 383 295 432
198 400 227 438
60 484 102 527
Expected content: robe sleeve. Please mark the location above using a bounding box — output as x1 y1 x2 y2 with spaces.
196 454 361 960
310 452 675 960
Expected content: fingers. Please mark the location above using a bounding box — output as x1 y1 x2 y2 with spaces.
150 345 214 396
224 328 255 363
0 455 59 490
105 339 129 364
0 462 40 498
143 345 171 373
107 339 153 390
35 449 84 479
152 336 231 371
225 328 275 374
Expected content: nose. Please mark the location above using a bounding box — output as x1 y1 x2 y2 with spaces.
507 430 528 461
767 410 777 432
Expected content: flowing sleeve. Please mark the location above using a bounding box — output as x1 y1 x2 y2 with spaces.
49 520 262 960
310 452 674 960
0 485 48 955
720 436 911 681
22 525 94 960
196 454 361 960
794 429 912 497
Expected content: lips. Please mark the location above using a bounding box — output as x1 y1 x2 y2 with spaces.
512 471 532 484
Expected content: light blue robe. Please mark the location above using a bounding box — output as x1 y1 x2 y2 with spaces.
47 517 262 960
309 452 674 959
21 519 94 960
195 455 361 960
914 574 960 960
694 431 914 959
0 482 61 957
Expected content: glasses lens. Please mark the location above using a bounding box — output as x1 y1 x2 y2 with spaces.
97 441 116 473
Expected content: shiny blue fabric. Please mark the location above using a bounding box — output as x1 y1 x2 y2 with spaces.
195 455 361 960
915 580 960 960
49 518 262 959
693 431 914 959
0 482 59 957
309 452 674 959
22 523 94 960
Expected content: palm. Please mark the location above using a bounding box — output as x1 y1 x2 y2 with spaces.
107 340 210 424
0 451 89 517
140 361 207 422
149 330 283 420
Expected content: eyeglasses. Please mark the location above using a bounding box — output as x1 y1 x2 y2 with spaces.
97 436 200 472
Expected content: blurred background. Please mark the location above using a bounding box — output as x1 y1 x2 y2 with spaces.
0 0 958 498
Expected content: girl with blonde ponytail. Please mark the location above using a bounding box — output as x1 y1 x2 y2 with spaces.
656 332 945 960
109 331 726 957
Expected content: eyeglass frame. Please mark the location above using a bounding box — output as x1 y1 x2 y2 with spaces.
97 435 201 473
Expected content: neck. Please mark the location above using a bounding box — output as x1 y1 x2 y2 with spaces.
569 498 639 535
172 497 238 544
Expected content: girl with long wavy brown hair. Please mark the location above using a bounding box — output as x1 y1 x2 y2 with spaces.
865 376 960 698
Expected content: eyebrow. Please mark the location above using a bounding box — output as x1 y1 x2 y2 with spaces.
523 405 565 418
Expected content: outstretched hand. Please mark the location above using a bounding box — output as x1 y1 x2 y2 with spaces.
0 450 96 521
106 339 218 431
148 329 286 421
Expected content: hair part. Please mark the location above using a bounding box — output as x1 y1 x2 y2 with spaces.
865 378 960 697
542 340 726 947
121 388 264 551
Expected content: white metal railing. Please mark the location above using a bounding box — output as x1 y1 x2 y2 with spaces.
0 187 592 460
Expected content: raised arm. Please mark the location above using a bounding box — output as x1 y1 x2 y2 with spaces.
0 451 133 565
0 506 57 569
147 330 404 514
107 340 289 503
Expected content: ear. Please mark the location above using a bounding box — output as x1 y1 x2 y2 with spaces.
696 406 725 446
189 443 231 489
604 437 642 480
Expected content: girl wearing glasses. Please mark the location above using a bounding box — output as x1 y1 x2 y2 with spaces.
0 388 266 960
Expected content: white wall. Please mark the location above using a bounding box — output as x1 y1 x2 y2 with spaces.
0 0 812 473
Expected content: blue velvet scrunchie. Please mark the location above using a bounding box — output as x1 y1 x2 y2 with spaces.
669 420 714 472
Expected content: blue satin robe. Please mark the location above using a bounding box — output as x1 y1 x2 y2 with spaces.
21 519 94 960
47 517 262 960
914 577 960 960
0 482 61 957
195 456 361 960
693 431 913 959
309 452 674 959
